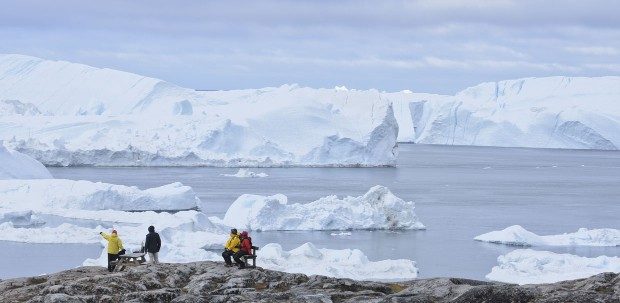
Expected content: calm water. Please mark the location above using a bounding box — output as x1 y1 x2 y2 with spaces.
3 144 619 280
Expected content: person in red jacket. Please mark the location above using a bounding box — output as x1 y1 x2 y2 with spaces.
233 231 253 268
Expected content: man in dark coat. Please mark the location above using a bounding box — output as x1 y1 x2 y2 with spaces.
145 225 162 264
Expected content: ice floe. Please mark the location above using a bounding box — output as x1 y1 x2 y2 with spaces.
257 242 418 281
219 185 424 231
222 168 268 178
0 179 199 211
486 249 620 284
475 225 620 247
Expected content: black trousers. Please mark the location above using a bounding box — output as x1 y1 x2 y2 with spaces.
222 250 234 265
233 251 249 267
107 253 119 272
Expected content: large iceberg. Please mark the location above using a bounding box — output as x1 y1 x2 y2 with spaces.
487 249 620 284
475 225 620 247
0 179 199 211
0 54 398 167
219 185 425 231
0 141 52 179
257 242 418 281
394 77 620 149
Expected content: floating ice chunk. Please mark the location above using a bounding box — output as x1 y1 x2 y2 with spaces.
0 179 199 211
330 232 352 236
221 185 425 231
0 210 44 227
486 249 620 284
0 222 103 244
222 168 268 178
0 141 52 179
475 225 620 246
258 242 418 281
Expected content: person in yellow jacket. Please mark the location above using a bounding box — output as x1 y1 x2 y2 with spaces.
222 228 240 266
100 229 124 272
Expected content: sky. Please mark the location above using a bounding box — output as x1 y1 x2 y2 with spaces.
1 0 620 94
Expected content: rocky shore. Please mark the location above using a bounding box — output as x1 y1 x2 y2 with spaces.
0 261 618 302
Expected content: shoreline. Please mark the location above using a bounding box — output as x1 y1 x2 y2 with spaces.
1 261 618 302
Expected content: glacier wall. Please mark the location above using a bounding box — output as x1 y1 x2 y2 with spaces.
395 77 620 150
0 54 398 166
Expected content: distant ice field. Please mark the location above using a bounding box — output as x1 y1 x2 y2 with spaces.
3 144 618 280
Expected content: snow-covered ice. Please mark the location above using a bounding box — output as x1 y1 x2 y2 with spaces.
0 54 398 167
475 225 620 246
0 179 199 211
486 249 620 284
0 141 52 179
257 242 418 281
222 168 268 178
219 185 425 231
398 77 620 150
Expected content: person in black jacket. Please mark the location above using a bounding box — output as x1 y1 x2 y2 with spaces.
145 225 162 264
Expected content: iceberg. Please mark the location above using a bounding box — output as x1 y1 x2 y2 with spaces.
475 225 620 247
486 249 620 284
0 141 52 179
222 168 268 178
397 77 620 150
257 242 418 281
0 54 398 167
0 179 199 211
219 185 425 231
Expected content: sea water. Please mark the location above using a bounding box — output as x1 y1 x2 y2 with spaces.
2 144 619 280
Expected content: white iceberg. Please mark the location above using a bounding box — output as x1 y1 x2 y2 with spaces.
475 225 620 247
486 249 620 284
257 242 418 281
0 210 44 227
0 141 52 179
0 179 199 211
396 76 620 149
0 54 398 167
220 185 425 231
222 168 268 178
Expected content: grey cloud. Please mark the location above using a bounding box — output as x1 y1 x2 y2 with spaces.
1 0 619 93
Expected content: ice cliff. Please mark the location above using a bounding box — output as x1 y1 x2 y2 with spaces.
0 54 398 167
393 77 620 150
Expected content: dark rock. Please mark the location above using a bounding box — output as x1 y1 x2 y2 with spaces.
0 262 618 303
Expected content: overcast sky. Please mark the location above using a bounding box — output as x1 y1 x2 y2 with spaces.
2 0 619 94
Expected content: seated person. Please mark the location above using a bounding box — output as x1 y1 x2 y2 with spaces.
233 231 253 268
222 228 240 266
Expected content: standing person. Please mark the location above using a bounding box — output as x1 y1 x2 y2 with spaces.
144 225 161 264
222 229 240 266
100 230 123 272
233 231 253 268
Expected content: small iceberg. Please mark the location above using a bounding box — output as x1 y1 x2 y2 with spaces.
257 242 418 281
486 249 620 284
222 168 268 178
475 225 620 247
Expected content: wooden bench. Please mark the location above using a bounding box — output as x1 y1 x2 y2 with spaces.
241 246 259 268
112 252 147 272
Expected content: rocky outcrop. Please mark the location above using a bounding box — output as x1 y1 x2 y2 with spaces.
0 262 618 302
